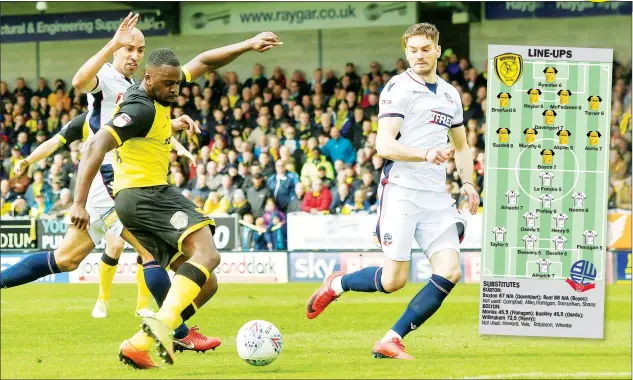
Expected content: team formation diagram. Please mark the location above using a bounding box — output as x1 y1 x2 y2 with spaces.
480 45 612 339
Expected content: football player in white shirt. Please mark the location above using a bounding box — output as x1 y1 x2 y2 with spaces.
305 23 479 360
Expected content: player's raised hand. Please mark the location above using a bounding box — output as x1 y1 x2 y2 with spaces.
177 148 197 168
460 182 480 215
112 12 140 48
171 115 200 134
424 146 455 165
13 159 29 177
248 32 283 52
69 203 91 231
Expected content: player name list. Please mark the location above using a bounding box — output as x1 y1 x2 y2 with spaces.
479 279 604 338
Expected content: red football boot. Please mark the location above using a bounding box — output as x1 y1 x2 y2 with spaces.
174 326 222 353
371 338 415 360
118 340 159 369
306 271 344 319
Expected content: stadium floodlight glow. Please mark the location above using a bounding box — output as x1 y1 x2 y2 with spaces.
35 1 47 11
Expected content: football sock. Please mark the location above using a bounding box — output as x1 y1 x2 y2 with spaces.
340 266 389 293
0 251 60 288
381 329 403 343
390 274 455 339
135 256 152 311
155 261 209 330
97 253 118 302
142 260 193 340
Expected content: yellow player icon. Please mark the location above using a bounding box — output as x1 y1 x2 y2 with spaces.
587 131 601 146
557 89 572 105
497 92 512 107
496 127 511 143
556 129 572 145
527 88 542 104
587 95 602 110
543 67 558 82
523 128 538 144
542 110 557 125
540 149 555 165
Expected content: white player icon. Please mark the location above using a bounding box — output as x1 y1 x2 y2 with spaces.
505 190 520 206
523 212 539 227
493 227 508 242
539 193 554 208
572 192 587 207
536 258 552 273
539 172 554 187
583 230 598 245
522 234 537 249
552 235 567 250
553 213 569 228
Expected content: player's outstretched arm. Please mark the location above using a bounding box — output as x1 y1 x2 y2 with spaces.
449 125 479 214
14 112 87 176
70 129 118 230
170 136 197 168
72 12 139 92
182 32 283 81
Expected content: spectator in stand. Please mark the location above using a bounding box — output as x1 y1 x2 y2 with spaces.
24 169 51 207
321 127 355 165
266 159 297 211
302 178 332 214
329 183 352 215
246 172 271 218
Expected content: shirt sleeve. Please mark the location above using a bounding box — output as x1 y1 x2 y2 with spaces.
55 112 87 146
451 90 464 127
378 79 408 119
104 98 156 146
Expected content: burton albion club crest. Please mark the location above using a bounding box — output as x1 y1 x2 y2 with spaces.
494 53 523 87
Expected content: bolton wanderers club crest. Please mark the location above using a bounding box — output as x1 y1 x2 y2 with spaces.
566 260 597 292
383 233 393 246
494 53 523 87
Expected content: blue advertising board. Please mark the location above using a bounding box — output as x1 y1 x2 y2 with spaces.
1 11 169 43
485 1 632 20
615 251 632 282
289 252 341 282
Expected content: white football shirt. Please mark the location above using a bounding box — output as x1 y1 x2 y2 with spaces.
552 235 567 250
378 69 463 192
523 234 537 249
85 62 135 167
572 192 587 207
523 212 539 227
506 190 520 206
493 227 507 242
540 172 554 186
539 194 554 208
554 213 568 228
536 258 552 273
583 230 597 244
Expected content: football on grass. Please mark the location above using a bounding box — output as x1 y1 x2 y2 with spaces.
236 320 283 366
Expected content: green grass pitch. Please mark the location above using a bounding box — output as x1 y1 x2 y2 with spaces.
1 283 630 379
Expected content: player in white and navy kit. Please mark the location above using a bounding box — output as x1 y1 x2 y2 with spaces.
306 23 480 360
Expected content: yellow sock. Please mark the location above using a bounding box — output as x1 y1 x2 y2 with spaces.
135 263 152 311
129 330 155 351
155 261 209 329
98 254 118 302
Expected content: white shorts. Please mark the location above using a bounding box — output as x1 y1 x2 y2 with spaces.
375 183 467 262
64 166 124 245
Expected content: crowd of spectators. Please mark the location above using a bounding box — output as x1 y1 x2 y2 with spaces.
1 52 631 250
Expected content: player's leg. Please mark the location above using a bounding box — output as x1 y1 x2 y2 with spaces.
0 224 95 288
117 186 219 365
92 230 126 318
306 183 415 319
373 206 466 360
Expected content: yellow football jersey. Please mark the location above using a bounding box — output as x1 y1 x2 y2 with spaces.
557 89 572 105
496 127 511 143
497 92 511 107
556 129 571 145
587 131 601 146
543 67 558 82
528 88 542 104
540 149 555 165
542 110 557 125
587 95 602 110
523 128 538 144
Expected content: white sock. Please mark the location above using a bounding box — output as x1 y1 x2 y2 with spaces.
381 329 402 343
330 275 345 296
